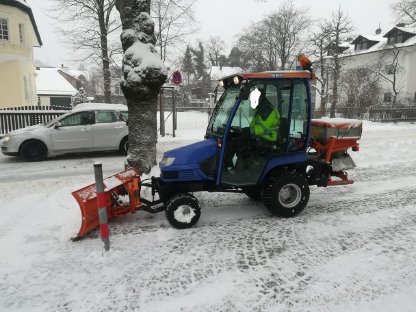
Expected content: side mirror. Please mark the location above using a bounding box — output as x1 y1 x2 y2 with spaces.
54 122 62 129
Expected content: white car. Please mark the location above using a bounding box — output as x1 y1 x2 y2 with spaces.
0 103 129 161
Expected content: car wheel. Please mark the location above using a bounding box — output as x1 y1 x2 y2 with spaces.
20 140 47 162
120 137 128 155
266 173 310 217
165 193 201 229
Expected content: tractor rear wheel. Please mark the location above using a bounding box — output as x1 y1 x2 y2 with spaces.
266 173 309 217
165 193 201 229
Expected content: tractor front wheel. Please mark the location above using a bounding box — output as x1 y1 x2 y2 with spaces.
266 174 310 217
165 193 201 229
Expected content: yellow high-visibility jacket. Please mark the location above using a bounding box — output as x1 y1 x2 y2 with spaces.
250 100 280 142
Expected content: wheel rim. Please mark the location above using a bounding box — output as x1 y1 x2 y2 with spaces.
174 205 196 224
124 141 128 153
278 183 302 208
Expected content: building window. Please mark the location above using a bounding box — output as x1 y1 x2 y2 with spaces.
397 34 403 43
19 23 25 45
355 40 369 51
0 18 9 41
388 33 406 45
384 92 392 102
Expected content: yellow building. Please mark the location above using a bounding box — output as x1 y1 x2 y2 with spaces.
0 0 42 109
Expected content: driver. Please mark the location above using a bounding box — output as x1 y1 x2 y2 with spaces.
249 88 280 142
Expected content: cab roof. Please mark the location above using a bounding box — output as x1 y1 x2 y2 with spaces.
220 70 312 81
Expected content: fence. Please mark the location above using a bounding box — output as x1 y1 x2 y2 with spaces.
338 106 416 122
369 106 416 122
157 87 213 137
0 106 70 135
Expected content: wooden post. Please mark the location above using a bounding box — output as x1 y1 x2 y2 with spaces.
159 89 165 137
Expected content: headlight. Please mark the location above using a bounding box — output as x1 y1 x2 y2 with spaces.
159 156 175 167
1 135 11 143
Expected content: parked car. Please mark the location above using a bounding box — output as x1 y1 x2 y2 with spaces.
0 103 129 161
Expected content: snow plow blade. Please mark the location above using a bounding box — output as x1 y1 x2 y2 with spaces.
71 167 142 239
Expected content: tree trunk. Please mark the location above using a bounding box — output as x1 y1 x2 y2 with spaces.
102 40 112 104
98 7 112 104
116 0 167 174
126 97 158 173
331 56 340 118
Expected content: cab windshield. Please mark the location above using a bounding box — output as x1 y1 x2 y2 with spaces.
208 85 242 136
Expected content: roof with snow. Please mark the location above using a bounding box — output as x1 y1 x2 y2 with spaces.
59 67 90 81
36 68 78 96
332 25 416 58
384 26 416 37
209 66 243 80
0 0 42 46
351 35 383 44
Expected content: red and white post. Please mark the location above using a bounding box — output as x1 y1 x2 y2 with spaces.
94 162 110 251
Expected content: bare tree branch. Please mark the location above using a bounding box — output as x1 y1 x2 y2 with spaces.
50 0 121 103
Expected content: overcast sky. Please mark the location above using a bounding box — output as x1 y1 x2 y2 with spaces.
27 0 397 68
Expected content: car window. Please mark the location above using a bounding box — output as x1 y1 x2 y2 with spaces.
60 111 94 127
96 111 118 124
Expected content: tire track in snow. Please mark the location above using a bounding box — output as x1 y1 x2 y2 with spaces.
73 186 415 311
2 159 416 311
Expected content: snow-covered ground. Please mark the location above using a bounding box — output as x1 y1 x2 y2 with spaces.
1 121 416 312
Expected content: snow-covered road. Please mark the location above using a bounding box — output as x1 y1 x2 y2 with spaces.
0 122 416 312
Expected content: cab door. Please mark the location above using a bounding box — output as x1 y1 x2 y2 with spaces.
220 79 293 186
287 79 310 153
219 78 311 186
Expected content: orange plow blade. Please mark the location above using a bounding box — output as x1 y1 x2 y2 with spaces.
71 167 141 239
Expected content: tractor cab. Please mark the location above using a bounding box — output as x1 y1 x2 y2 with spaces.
208 72 312 186
159 71 312 189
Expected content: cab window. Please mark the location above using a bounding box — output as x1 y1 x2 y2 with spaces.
288 80 309 152
209 86 240 135
60 111 94 127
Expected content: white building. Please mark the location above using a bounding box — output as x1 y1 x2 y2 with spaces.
0 0 42 108
315 24 416 111
36 67 78 107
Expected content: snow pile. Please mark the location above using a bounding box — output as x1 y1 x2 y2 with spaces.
1 120 416 311
312 117 363 128
123 41 167 84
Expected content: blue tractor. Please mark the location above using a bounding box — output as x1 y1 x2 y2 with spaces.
150 71 360 229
